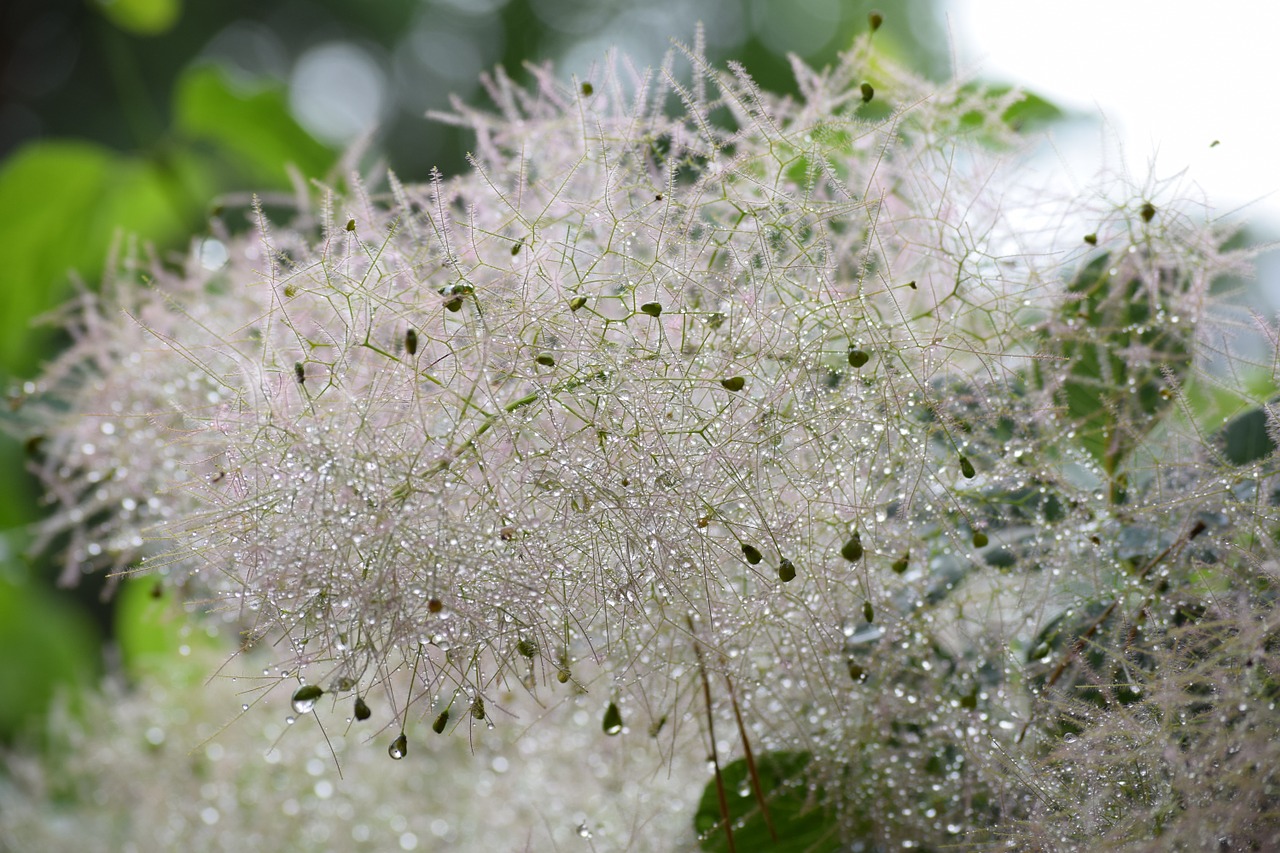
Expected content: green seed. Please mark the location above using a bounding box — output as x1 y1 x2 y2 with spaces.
863 600 874 623
640 301 662 317
972 531 989 548
581 82 594 96
602 701 623 735
860 82 874 103
741 543 763 565
778 557 797 583
405 328 418 356
848 347 870 369
841 532 864 562
1140 201 1156 222
891 551 909 574
1083 233 1098 245
354 696 371 721
959 456 976 478
720 376 745 392
388 732 408 759
535 353 556 367
345 218 356 232
568 296 587 311
291 684 324 714
432 709 449 733
848 662 867 682
868 10 883 31
511 241 522 255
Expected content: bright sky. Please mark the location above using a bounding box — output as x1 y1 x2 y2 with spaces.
948 1 1280 231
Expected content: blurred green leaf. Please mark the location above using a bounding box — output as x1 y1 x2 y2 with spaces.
174 65 337 187
0 564 99 738
1218 406 1277 465
694 750 841 852
93 0 182 36
116 576 223 684
0 141 203 377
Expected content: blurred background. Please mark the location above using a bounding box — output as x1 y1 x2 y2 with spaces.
0 0 1274 744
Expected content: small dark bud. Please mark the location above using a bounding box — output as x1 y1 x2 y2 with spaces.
860 82 875 103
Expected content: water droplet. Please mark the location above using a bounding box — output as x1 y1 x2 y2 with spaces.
841 532 864 562
535 353 556 367
581 82 594 97
891 551 910 574
291 684 324 714
576 822 593 839
848 347 870 369
557 668 571 684
640 301 662 317
720 376 745 392
972 530 989 548
388 732 408 759
778 557 797 583
602 701 623 735
863 600 874 623
471 697 485 720
345 218 356 232
868 10 883 31
568 296 587 311
1083 233 1098 246
741 543 763 565
433 709 449 734
405 328 418 356
860 82 875 103
353 696 371 721
959 456 976 479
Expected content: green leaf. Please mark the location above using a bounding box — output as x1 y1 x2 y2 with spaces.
1218 406 1277 465
0 564 99 737
694 751 842 851
0 142 200 377
92 0 181 35
174 64 337 187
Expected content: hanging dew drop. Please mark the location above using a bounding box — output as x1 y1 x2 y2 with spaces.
1084 233 1098 246
891 551 909 574
959 456 976 478
972 531 989 548
1140 201 1156 222
568 296 587 311
405 328 418 356
602 701 623 735
741 543 763 565
433 709 449 734
353 696 371 721
863 600 874 623
640 302 662 317
848 347 870 369
388 733 408 760
581 82 594 96
345 218 356 232
471 697 485 720
535 353 556 367
557 668 571 684
841 532 864 562
720 376 745 392
860 82 875 103
778 557 797 583
291 684 323 714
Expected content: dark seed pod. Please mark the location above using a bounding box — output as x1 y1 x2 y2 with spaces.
291 684 324 713
863 600 874 623
959 456 976 478
640 301 662 317
720 376 745 392
905 280 917 289
345 218 356 232
568 296 587 311
972 530 989 548
860 82 875 103
1140 201 1156 222
443 295 464 312
848 347 870 368
471 697 485 720
388 732 408 759
848 661 867 682
516 638 538 658
581 82 594 96
511 241 522 255
1083 233 1098 245
354 696 371 721
891 551 909 574
602 701 623 735
405 328 418 355
841 532 864 562
868 10 883 31
294 362 306 384
778 557 797 583
741 543 763 565
535 353 556 367
432 709 449 733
